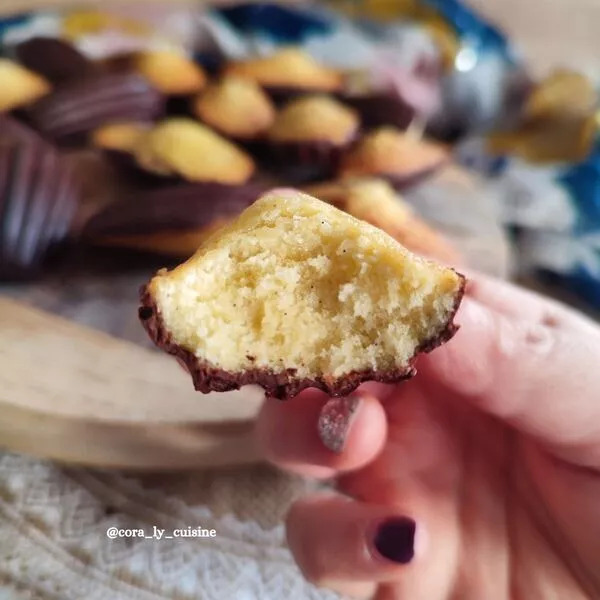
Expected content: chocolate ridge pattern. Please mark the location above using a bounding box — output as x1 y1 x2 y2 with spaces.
138 273 465 400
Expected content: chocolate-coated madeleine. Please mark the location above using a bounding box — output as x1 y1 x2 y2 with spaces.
339 127 448 189
134 118 255 184
15 37 95 85
139 189 465 400
193 76 275 141
0 117 78 278
305 177 461 265
91 120 151 150
343 92 416 130
266 95 359 182
83 181 263 257
134 50 207 96
26 73 164 144
224 48 342 97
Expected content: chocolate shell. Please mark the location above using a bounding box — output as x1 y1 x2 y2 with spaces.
26 73 165 145
139 285 464 400
262 86 331 106
14 37 95 85
264 139 351 184
0 117 79 279
343 92 416 130
139 285 425 400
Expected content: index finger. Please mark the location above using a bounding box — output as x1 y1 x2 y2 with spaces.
465 271 596 334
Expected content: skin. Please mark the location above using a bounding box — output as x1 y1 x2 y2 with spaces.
256 272 600 599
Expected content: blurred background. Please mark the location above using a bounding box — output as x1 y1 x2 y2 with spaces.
0 1 598 598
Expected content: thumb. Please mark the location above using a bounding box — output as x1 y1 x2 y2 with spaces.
419 296 600 468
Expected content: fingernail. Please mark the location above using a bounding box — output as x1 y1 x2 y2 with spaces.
372 517 416 564
317 393 363 453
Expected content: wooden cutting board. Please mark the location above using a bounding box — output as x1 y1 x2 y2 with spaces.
0 296 264 470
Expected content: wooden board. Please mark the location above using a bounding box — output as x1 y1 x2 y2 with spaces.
0 296 263 469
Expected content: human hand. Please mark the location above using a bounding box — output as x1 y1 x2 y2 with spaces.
256 272 600 599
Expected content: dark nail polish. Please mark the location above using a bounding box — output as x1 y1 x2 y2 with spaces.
317 394 362 453
373 517 416 564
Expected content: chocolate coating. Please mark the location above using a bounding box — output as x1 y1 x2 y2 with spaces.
15 37 95 84
263 85 338 106
343 92 416 130
84 181 264 237
266 137 356 184
26 73 164 144
0 116 79 279
138 274 465 400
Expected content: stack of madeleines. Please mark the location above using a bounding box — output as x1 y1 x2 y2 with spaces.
0 34 460 280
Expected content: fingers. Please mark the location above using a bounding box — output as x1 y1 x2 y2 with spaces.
465 271 596 334
256 388 387 478
287 494 423 583
420 295 600 467
286 493 456 598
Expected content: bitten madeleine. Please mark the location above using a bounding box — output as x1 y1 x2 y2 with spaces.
139 189 465 399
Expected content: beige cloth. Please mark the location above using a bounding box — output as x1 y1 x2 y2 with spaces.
0 453 337 599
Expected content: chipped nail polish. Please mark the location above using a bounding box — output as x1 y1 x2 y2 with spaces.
317 394 362 453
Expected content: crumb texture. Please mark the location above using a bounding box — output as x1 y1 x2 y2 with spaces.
147 191 463 385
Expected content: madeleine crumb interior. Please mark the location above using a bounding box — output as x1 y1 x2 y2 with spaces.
142 190 464 397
